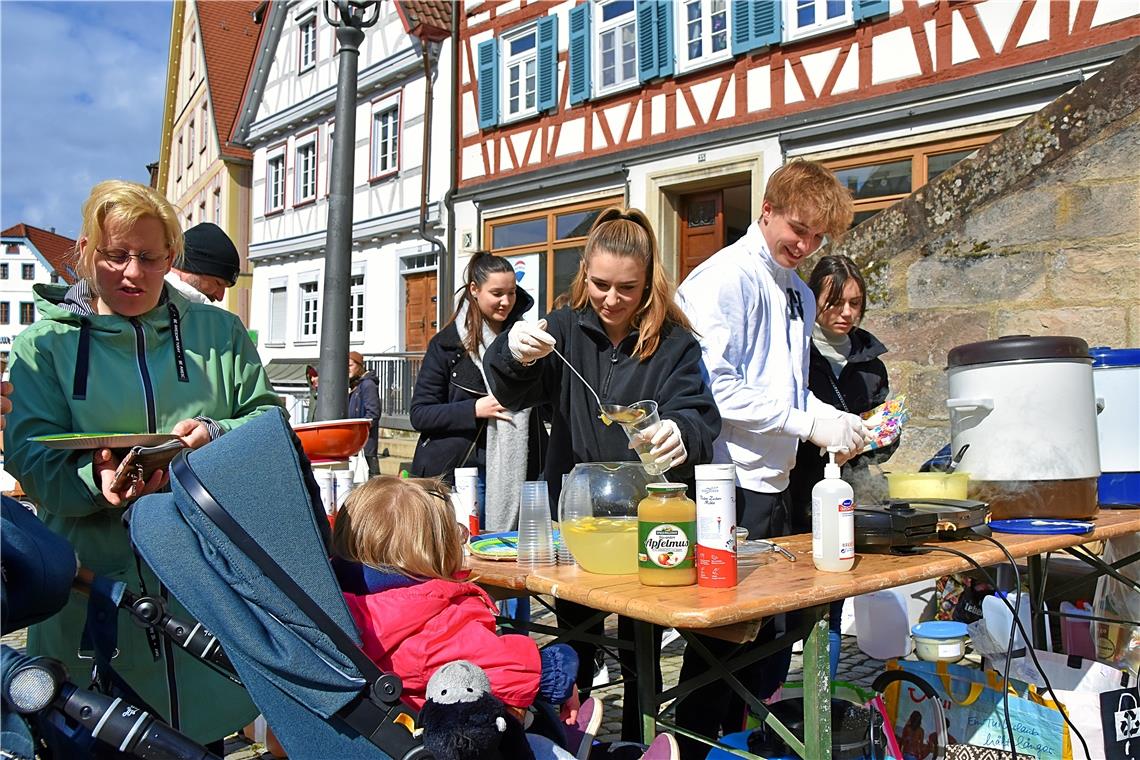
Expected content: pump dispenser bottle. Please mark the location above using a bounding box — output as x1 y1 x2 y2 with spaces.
812 448 855 572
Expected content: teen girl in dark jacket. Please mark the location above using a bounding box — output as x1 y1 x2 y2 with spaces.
484 207 721 739
788 255 895 530
409 254 547 529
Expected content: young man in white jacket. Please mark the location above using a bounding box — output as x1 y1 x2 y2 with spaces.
674 159 870 758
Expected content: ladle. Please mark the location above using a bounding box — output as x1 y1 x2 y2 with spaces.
946 444 970 473
547 345 636 423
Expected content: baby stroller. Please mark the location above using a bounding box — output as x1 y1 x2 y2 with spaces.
2 408 431 759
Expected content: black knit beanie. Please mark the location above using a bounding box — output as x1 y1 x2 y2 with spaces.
182 223 240 286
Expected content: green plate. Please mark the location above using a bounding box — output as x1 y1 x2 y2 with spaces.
30 433 180 451
468 530 565 561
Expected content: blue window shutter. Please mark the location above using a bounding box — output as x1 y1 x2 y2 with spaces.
477 39 499 129
751 0 782 48
636 0 657 82
537 16 558 112
568 3 591 105
853 0 890 22
731 0 753 55
655 0 674 79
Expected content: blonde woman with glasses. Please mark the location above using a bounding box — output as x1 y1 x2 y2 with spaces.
5 179 281 751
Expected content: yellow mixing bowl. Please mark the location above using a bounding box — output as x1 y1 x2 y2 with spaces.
885 472 969 500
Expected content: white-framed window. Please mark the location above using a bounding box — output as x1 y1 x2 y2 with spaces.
678 0 730 71
295 131 318 204
266 146 286 214
370 97 400 180
176 135 183 179
212 188 221 223
187 121 195 168
21 264 34 280
299 280 319 339
267 281 287 344
502 24 538 121
298 15 317 71
595 0 637 95
325 120 335 197
786 0 853 42
200 102 208 152
349 272 365 335
188 32 196 79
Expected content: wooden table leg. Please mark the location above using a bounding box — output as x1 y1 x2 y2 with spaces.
802 606 832 760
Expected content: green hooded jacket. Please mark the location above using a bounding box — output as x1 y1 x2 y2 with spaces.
5 281 283 742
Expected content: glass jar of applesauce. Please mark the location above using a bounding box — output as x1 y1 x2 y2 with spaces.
638 483 697 586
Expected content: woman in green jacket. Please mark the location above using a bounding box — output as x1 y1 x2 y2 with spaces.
5 180 282 746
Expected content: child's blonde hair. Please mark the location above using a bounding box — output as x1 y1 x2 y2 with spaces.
331 476 465 581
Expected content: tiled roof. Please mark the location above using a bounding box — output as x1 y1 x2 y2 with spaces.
197 1 263 161
1 223 78 284
395 0 451 41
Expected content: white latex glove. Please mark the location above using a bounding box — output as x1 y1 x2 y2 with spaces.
807 412 869 456
636 418 687 470
508 318 556 364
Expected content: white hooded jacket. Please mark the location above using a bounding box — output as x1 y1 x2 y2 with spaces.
677 220 834 492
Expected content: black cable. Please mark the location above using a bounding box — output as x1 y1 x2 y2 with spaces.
919 539 1093 760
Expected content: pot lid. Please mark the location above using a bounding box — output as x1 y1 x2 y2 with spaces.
1090 346 1140 367
911 620 968 639
947 335 1090 369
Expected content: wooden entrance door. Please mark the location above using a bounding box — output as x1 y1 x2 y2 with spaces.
404 271 438 351
679 191 725 282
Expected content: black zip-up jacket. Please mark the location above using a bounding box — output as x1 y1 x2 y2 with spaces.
409 288 548 483
484 306 721 504
788 326 894 531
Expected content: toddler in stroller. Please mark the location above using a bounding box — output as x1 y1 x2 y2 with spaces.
331 475 582 733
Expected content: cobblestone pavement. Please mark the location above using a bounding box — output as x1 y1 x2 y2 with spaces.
4 600 924 760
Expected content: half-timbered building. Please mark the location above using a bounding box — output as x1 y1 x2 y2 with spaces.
231 0 451 417
453 0 1139 310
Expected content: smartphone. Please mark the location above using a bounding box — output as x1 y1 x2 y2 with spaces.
109 440 186 493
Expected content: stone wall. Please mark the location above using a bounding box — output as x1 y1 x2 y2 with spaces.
832 44 1140 470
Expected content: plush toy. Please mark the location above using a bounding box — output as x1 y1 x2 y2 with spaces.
418 660 535 760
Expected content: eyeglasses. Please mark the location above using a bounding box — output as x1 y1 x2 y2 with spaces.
96 247 170 271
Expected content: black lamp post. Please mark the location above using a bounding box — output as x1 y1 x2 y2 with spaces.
315 0 382 421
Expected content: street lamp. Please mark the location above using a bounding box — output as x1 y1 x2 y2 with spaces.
315 0 382 421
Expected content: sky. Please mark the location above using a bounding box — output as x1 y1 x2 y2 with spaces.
1 1 172 239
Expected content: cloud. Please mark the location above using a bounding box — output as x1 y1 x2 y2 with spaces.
0 1 171 238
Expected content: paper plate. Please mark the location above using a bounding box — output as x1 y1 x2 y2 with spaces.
468 530 565 561
30 433 180 451
989 518 1094 535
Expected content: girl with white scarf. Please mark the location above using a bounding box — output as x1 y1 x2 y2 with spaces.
409 253 546 531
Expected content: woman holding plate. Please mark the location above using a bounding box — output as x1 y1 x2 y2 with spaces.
5 180 280 750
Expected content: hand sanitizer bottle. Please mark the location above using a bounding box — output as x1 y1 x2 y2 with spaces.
812 448 855 573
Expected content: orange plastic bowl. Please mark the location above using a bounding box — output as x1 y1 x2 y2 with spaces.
292 418 371 460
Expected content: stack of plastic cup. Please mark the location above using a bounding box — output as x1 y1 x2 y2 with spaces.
517 481 556 568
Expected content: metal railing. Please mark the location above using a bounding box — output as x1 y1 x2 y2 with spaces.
365 352 423 431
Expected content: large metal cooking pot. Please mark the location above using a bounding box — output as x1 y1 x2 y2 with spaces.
945 335 1100 519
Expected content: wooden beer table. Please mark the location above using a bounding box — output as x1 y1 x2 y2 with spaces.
468 509 1140 759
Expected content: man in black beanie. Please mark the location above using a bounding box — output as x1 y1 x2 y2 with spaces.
166 222 241 303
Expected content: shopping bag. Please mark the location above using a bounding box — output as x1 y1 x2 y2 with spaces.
1009 649 1131 760
1093 533 1140 673
884 659 1072 759
1101 687 1140 760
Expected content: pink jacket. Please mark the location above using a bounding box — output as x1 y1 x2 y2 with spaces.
344 578 541 710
